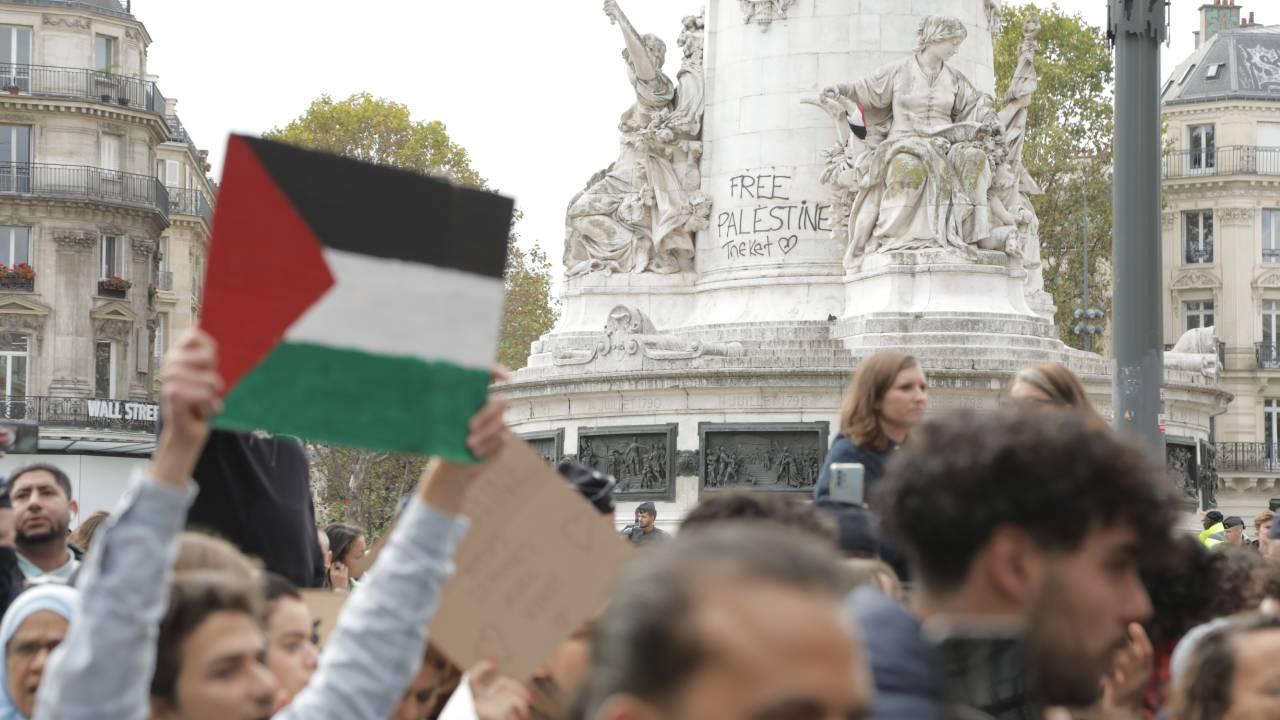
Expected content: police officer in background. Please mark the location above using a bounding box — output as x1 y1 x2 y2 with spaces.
622 501 669 546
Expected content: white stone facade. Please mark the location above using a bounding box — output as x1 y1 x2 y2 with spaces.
1160 18 1279 522
0 1 212 500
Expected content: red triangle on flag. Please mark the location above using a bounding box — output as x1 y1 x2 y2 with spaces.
200 135 335 390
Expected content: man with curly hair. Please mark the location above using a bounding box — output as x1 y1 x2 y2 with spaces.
851 407 1178 718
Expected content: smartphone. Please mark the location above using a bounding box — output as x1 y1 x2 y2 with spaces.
828 463 865 505
0 422 39 454
924 620 1041 720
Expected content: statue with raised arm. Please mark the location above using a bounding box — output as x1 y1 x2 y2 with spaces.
564 1 709 278
813 16 1005 271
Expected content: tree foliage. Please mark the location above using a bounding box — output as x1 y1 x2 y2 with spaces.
265 93 558 534
994 4 1115 350
265 93 484 187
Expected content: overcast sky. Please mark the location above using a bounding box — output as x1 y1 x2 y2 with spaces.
131 0 1229 275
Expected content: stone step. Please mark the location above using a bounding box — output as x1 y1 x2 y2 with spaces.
841 333 1065 351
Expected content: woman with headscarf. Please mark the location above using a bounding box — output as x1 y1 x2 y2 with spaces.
0 585 77 720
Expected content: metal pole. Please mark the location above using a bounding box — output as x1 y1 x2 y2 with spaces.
1082 179 1091 354
1109 0 1167 451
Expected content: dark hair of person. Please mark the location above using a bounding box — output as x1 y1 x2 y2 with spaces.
264 572 300 604
570 524 845 720
324 523 365 566
1011 363 1106 427
1168 613 1280 720
1141 535 1218 647
8 463 72 500
838 351 920 452
1253 560 1280 602
1204 547 1264 618
151 571 266 703
680 491 838 547
69 510 110 552
1203 510 1224 530
881 407 1177 593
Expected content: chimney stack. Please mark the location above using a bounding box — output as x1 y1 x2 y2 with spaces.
1200 0 1243 46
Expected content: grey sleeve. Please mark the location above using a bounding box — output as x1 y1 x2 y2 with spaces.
34 475 196 720
276 497 469 720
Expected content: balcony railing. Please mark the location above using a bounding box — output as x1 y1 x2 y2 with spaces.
1163 146 1280 179
0 162 169 220
0 63 165 115
0 395 157 435
1217 442 1280 474
164 115 201 164
0 0 134 20
155 270 173 291
166 186 212 225
1257 343 1280 369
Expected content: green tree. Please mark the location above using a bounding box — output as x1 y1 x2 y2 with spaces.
994 4 1115 350
266 94 558 534
500 219 558 370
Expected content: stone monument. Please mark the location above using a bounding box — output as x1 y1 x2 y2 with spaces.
504 0 1231 529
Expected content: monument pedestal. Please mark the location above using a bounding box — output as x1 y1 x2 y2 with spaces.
835 250 1069 368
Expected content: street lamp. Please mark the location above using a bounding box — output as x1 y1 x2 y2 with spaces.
1072 157 1105 353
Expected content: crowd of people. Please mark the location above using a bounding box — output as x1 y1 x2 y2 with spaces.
0 334 1273 719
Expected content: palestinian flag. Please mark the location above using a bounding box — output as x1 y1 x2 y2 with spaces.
848 103 867 141
200 135 512 462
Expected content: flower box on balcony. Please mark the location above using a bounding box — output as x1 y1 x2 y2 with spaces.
98 276 131 298
0 263 35 292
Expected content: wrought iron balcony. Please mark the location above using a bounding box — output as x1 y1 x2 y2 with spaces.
0 162 169 220
1217 442 1280 474
1257 342 1280 369
0 395 157 435
0 63 165 115
166 186 212 225
1163 146 1280 179
0 0 134 20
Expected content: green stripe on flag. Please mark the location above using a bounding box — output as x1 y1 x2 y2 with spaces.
214 342 492 462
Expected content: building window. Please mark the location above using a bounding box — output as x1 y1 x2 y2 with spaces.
94 340 115 399
0 226 29 267
0 124 30 193
100 235 119 279
94 34 116 73
1266 400 1280 457
1184 210 1214 263
1264 299 1280 350
154 313 167 363
1185 300 1215 331
0 333 27 399
1266 210 1280 263
1189 124 1216 171
0 26 31 92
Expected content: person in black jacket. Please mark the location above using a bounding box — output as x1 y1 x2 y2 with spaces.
815 351 927 506
159 418 325 589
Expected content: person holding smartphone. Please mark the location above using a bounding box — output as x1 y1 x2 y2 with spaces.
815 352 927 507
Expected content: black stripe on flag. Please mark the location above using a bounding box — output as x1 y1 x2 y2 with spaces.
243 135 510 280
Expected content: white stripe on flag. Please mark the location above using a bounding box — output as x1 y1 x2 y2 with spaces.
284 249 505 371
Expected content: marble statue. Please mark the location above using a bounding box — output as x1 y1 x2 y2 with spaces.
995 10 1047 298
1165 326 1223 379
808 15 1046 275
563 1 710 277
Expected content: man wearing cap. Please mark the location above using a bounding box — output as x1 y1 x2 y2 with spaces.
1207 516 1245 548
622 502 669 546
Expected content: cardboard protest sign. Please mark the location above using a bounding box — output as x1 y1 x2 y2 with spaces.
200 135 513 462
300 589 348 648
430 440 633 681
